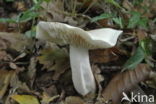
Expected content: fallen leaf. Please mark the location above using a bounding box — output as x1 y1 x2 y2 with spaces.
145 71 156 89
77 0 97 9
134 0 154 18
0 70 14 99
65 96 85 104
38 48 68 70
43 85 58 97
36 72 55 89
0 37 10 50
40 1 64 22
0 51 12 61
41 92 59 104
90 49 117 63
0 23 8 32
102 64 152 104
37 48 69 80
92 65 104 99
122 0 133 11
0 32 33 51
97 19 113 28
13 1 26 12
11 95 39 104
9 72 31 94
27 57 37 87
136 29 148 41
89 48 126 63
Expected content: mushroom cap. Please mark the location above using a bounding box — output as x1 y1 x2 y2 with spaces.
36 21 122 49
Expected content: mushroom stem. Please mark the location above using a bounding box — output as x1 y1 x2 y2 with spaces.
69 45 96 95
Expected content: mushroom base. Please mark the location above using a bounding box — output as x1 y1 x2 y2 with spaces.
69 45 96 95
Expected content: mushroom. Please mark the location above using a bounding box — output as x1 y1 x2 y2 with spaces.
36 21 123 96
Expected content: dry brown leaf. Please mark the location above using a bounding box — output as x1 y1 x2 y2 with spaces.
13 1 26 12
0 37 10 50
65 96 85 104
77 0 98 12
27 57 37 87
135 0 155 18
102 64 152 104
92 65 104 99
0 51 12 61
41 1 64 22
41 93 59 104
145 72 156 89
77 0 93 7
97 19 114 28
40 1 90 28
136 29 148 41
90 48 126 63
9 72 30 94
122 0 134 11
0 70 14 99
0 23 8 32
0 32 33 51
122 0 156 18
90 49 118 63
43 85 58 97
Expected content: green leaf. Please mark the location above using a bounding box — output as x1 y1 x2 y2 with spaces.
128 11 141 28
112 17 123 28
0 18 17 23
123 47 145 70
140 38 152 56
11 95 39 104
33 0 39 4
30 2 42 11
138 17 148 29
91 13 113 22
43 0 51 3
105 0 121 8
25 30 36 38
5 0 14 2
0 3 40 24
19 11 39 22
132 0 143 6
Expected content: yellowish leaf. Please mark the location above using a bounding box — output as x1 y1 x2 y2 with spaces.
11 95 39 104
0 70 14 99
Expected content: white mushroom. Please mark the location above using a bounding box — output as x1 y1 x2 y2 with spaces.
36 21 123 96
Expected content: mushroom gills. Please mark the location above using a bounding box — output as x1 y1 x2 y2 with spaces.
70 45 96 95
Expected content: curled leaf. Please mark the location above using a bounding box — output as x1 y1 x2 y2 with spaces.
102 64 151 104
